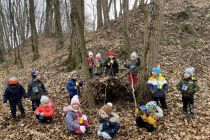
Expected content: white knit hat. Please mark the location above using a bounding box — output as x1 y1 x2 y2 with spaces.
184 67 195 76
40 96 50 104
96 53 102 59
130 52 138 59
88 51 93 57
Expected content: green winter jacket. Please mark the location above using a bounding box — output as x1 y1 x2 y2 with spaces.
177 77 199 96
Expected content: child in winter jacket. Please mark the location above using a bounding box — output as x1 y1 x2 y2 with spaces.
66 71 83 100
104 51 119 77
27 70 48 111
94 53 104 76
147 65 168 109
97 103 120 139
64 95 90 134
88 51 94 78
34 95 54 123
135 101 163 132
124 52 141 84
177 67 199 115
3 77 27 120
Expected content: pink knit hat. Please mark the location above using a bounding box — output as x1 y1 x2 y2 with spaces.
71 95 80 105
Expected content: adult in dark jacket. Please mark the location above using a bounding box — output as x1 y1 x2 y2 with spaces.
3 77 27 120
27 70 48 111
177 67 199 115
97 103 120 139
104 51 119 77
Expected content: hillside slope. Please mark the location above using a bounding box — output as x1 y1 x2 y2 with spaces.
0 0 210 139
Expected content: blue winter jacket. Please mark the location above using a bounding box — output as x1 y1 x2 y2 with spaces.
66 79 82 98
99 113 120 138
3 84 27 103
147 75 168 98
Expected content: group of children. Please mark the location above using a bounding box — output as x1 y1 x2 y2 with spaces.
87 50 141 85
2 50 199 138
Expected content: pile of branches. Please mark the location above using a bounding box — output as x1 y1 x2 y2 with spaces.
91 76 134 104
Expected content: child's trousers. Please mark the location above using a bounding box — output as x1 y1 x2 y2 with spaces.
136 117 155 132
32 99 41 111
182 94 194 112
9 99 25 118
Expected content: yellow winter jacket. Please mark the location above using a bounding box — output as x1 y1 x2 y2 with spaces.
135 109 157 127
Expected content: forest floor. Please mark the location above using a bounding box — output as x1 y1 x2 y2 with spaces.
0 0 210 139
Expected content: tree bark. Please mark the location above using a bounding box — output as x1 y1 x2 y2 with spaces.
66 0 83 71
9 0 24 68
119 0 123 16
97 0 103 29
45 0 53 37
102 0 110 26
113 0 117 19
71 0 95 108
29 0 40 60
133 0 139 9
54 0 64 49
137 0 164 103
0 0 5 62
123 0 131 56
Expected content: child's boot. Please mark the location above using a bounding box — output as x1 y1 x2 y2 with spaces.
182 105 187 114
189 104 195 115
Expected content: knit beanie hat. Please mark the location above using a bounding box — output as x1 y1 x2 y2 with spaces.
96 53 102 59
130 52 138 59
100 102 113 116
88 51 93 57
8 77 19 85
71 95 80 105
68 71 78 79
40 96 49 104
107 51 115 57
146 101 157 113
152 66 161 75
31 70 40 79
184 67 194 76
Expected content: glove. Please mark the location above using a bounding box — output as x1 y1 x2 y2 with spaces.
82 115 87 120
97 130 102 136
99 123 103 130
40 112 44 116
80 126 86 133
151 91 156 96
102 132 112 139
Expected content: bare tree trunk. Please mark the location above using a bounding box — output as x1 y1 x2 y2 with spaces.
108 0 113 12
149 0 164 67
91 0 96 30
97 0 103 29
54 0 64 49
45 0 53 36
0 0 5 62
119 0 123 16
133 0 139 9
113 0 117 19
137 0 164 103
102 0 110 26
29 0 40 60
123 0 131 56
64 0 71 32
66 0 83 71
9 0 23 68
71 0 95 108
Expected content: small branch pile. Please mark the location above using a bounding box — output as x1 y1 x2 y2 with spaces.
91 76 134 104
